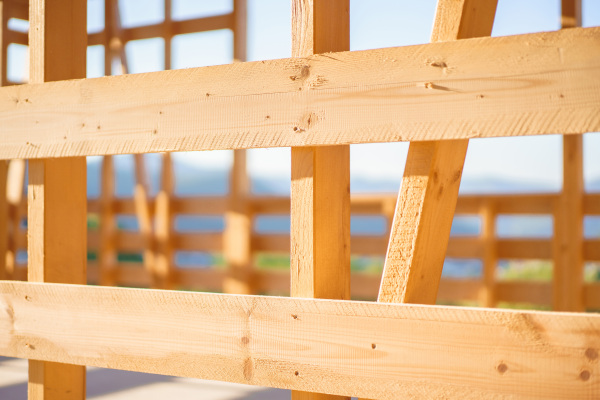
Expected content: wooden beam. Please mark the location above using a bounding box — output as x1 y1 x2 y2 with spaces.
5 159 24 280
154 153 174 289
99 156 116 286
88 14 235 46
378 0 498 304
133 154 155 282
0 282 599 399
0 0 7 87
0 160 6 281
224 149 254 294
554 0 585 312
291 1 350 399
233 0 247 62
0 27 598 159
27 0 87 399
479 200 497 307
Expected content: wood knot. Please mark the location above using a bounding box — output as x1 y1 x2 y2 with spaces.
497 362 508 374
430 61 447 68
241 336 250 345
291 314 298 320
243 357 254 381
586 348 598 361
371 343 377 349
294 371 299 376
580 370 591 381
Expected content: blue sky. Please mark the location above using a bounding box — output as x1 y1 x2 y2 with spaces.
6 0 600 190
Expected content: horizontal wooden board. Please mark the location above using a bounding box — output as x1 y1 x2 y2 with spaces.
0 282 598 399
0 27 599 159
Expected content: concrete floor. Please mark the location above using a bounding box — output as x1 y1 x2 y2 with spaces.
0 357 289 400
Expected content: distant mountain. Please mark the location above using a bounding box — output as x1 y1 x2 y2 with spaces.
87 157 600 197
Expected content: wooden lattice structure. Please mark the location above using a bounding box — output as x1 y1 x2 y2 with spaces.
0 0 599 399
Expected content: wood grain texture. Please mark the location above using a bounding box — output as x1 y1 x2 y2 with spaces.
0 281 599 399
479 200 497 307
27 0 87 398
0 0 7 87
0 27 598 159
554 0 584 312
377 0 498 305
224 149 254 294
133 154 156 283
99 156 117 286
291 2 350 399
154 153 174 289
0 160 6 280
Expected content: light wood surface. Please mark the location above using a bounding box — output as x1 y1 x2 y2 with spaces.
291 2 350 399
0 27 598 159
0 160 6 281
154 153 174 289
27 0 87 399
553 0 585 312
1 281 599 400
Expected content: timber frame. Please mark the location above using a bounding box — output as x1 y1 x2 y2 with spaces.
0 0 599 399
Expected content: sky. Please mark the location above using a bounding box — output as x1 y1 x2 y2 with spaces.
6 0 600 190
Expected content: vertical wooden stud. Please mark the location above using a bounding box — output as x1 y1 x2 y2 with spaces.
164 0 172 70
27 1 87 399
155 153 174 289
99 156 117 286
0 4 6 279
377 0 498 305
223 149 253 294
6 159 25 279
291 1 350 399
479 200 497 307
0 160 7 281
133 154 155 282
0 0 7 87
233 0 247 63
224 0 252 294
553 0 584 312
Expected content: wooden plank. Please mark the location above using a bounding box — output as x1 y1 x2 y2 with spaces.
0 0 7 87
495 281 552 306
224 149 254 294
172 232 223 252
291 1 350 399
496 239 552 260
0 27 598 159
437 279 481 302
584 282 600 309
446 237 483 258
5 159 25 280
584 239 600 261
584 194 600 215
99 156 117 286
1 281 599 399
27 1 87 398
0 160 6 280
88 14 235 46
378 0 498 305
154 153 174 289
479 201 497 307
233 0 247 62
552 0 585 313
456 194 557 215
133 154 156 280
290 0 351 300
